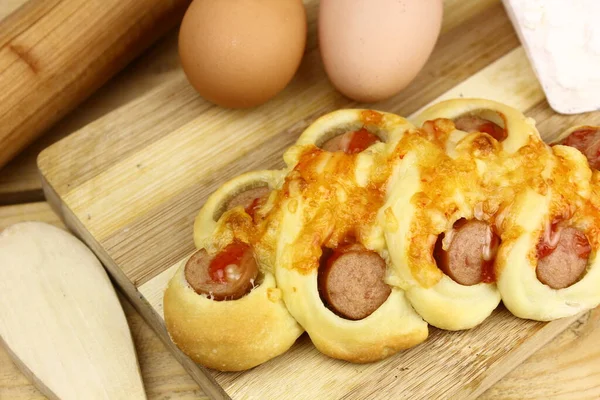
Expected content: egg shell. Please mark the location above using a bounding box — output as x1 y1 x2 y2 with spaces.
179 0 307 108
319 0 443 103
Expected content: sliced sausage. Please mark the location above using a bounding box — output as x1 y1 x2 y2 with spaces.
318 244 391 320
559 127 600 170
434 219 500 286
321 128 380 154
454 115 507 142
536 227 591 289
184 242 259 300
225 186 270 217
321 134 345 152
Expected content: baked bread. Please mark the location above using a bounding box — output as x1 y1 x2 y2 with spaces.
163 99 600 370
276 109 428 362
496 144 600 320
382 98 541 330
164 257 303 371
165 170 303 371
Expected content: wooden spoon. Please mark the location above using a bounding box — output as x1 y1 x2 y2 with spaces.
0 221 146 400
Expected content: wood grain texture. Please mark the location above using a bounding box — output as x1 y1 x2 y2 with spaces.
0 0 23 20
0 0 190 170
0 222 146 400
0 10 181 204
1 206 595 399
0 202 206 400
481 308 600 400
0 0 513 206
31 1 600 399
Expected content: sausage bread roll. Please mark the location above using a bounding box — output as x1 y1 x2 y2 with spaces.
496 144 600 320
164 171 303 371
383 99 557 330
193 170 284 249
284 109 412 172
381 122 502 331
412 98 538 156
164 100 600 371
551 125 600 170
275 110 428 362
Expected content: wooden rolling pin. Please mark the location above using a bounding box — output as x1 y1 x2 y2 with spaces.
0 0 191 170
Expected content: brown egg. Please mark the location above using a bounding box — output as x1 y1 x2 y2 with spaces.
179 0 307 108
319 0 443 103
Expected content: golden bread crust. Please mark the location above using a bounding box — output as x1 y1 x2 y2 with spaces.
164 99 600 371
164 258 302 371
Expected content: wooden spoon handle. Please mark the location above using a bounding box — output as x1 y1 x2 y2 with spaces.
0 0 191 169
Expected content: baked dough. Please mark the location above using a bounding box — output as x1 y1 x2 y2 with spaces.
164 256 303 371
496 145 600 320
381 123 501 330
164 99 600 370
276 109 428 361
193 169 285 250
166 170 302 371
413 98 538 155
273 163 427 361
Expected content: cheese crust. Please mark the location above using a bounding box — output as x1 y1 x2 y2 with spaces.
164 99 600 371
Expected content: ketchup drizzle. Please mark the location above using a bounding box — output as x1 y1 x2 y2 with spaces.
478 121 507 142
346 128 379 154
536 220 561 259
245 196 263 218
208 241 250 283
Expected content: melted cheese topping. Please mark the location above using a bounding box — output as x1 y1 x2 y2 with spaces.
397 119 557 287
202 104 600 291
213 116 398 275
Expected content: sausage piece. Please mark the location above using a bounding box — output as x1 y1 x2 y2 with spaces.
559 127 600 170
536 227 591 289
225 186 270 217
185 242 259 300
318 244 391 320
454 115 507 142
434 219 500 286
321 128 380 154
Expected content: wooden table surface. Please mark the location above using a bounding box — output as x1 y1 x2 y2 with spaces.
0 1 599 399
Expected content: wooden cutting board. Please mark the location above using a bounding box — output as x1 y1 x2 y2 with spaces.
37 1 600 399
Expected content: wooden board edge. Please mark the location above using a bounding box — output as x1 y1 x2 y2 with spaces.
0 335 60 400
38 172 231 400
139 256 582 399
461 312 585 399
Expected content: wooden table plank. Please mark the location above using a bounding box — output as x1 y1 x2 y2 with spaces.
0 202 206 400
0 0 502 206
481 308 600 399
1 0 599 398
0 0 23 20
0 26 180 205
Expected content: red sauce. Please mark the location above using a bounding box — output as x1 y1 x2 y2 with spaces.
245 197 263 219
480 262 496 283
346 128 379 154
208 241 250 283
481 233 499 283
478 121 507 142
574 231 592 259
536 221 561 259
537 240 556 259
